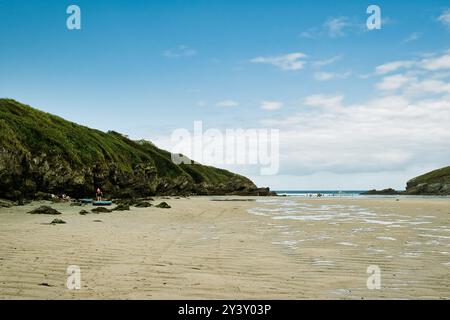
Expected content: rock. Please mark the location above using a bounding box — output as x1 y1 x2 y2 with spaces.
50 218 66 224
233 187 277 196
28 206 62 215
135 201 152 208
0 199 14 208
91 207 112 213
112 204 130 211
155 202 171 209
70 202 82 206
360 188 399 195
79 210 89 215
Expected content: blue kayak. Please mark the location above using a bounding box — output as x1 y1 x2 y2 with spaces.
81 198 93 204
93 201 112 206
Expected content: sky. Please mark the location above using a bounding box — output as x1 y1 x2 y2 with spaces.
1 0 450 190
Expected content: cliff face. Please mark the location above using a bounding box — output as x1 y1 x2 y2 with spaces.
0 99 257 200
405 166 450 195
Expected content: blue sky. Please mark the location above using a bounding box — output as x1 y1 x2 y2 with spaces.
1 0 450 189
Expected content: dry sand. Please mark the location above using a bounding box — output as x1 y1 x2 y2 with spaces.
0 196 449 299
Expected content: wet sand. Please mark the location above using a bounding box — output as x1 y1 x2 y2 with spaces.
0 196 449 299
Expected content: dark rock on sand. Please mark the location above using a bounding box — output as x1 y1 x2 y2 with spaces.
50 218 66 224
135 201 152 208
91 207 112 213
79 210 89 215
155 202 171 209
28 206 62 215
0 199 14 208
112 204 130 211
70 202 82 206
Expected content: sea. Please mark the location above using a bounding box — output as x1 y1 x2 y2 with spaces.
275 190 365 197
274 190 450 199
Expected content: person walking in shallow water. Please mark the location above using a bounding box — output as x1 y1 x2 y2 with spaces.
96 188 103 201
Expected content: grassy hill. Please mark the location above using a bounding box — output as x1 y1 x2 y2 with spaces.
0 99 256 200
405 166 450 195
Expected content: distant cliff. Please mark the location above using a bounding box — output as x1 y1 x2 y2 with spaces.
0 99 260 200
405 166 450 195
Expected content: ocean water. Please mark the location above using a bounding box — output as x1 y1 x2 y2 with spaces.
275 190 450 199
275 190 367 197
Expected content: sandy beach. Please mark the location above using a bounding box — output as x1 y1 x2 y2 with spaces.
0 196 449 299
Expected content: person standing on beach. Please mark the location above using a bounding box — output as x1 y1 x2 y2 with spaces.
96 188 103 201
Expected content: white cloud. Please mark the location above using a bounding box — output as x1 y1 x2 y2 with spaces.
438 9 450 29
163 45 197 58
299 29 318 39
375 60 415 75
402 32 422 43
250 52 307 71
216 100 239 107
324 17 349 37
260 100 283 110
408 79 450 94
314 71 350 81
421 53 450 70
313 55 342 67
304 94 344 108
376 74 416 91
260 93 450 177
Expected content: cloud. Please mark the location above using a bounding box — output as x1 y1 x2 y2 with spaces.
163 45 197 58
438 9 450 29
299 29 319 39
313 55 342 67
250 52 307 71
324 17 350 37
304 94 344 108
402 32 422 43
260 93 450 177
256 50 450 178
376 74 416 91
421 52 450 70
260 100 283 110
216 100 239 107
314 71 350 81
375 60 415 75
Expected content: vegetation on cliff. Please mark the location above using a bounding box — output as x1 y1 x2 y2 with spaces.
0 99 257 200
405 166 450 195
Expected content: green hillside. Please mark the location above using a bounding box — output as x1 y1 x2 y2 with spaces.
405 166 450 195
0 99 256 200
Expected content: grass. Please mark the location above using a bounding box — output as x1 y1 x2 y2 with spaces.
0 98 255 189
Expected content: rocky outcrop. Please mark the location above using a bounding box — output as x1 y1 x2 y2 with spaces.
0 99 266 200
360 188 400 195
405 166 450 195
28 206 62 215
232 187 278 196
